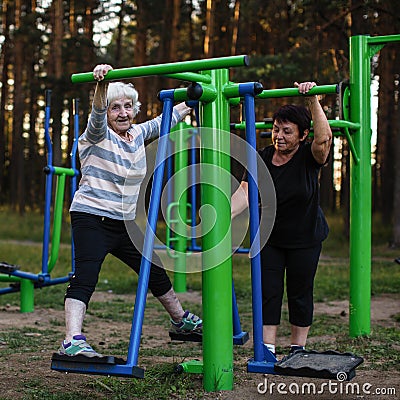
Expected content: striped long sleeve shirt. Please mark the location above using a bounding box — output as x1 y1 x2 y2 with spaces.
70 104 191 220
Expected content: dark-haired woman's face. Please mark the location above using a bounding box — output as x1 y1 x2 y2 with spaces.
272 120 304 155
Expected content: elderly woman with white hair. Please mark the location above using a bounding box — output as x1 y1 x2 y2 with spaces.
58 64 201 358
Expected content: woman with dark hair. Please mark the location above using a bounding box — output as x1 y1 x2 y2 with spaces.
231 82 332 357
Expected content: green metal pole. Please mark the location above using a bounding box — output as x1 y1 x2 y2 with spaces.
200 69 233 391
48 174 66 273
20 279 35 313
349 35 372 337
71 55 249 84
170 123 191 293
0 275 21 282
257 84 338 99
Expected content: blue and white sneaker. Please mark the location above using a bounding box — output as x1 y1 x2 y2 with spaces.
171 310 202 333
58 335 102 358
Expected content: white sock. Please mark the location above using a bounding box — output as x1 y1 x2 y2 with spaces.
65 298 87 342
265 343 276 354
291 344 305 350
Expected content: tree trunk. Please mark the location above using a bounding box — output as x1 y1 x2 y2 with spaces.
230 0 240 56
203 0 216 57
10 0 25 214
376 49 395 225
134 0 148 123
389 46 400 244
49 0 64 167
115 1 125 65
0 0 10 204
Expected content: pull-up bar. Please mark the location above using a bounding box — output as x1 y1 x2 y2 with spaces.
257 84 338 99
71 55 249 84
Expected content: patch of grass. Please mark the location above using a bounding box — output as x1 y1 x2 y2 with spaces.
314 262 350 302
87 364 202 400
371 261 400 294
87 299 135 323
336 326 400 371
309 314 347 337
0 327 58 356
22 382 96 400
0 207 72 244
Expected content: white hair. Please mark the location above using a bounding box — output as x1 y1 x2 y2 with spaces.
107 82 141 117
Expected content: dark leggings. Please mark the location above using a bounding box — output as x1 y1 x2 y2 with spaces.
65 212 172 307
260 243 322 327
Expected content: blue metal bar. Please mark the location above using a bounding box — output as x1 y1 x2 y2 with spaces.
70 98 80 275
232 280 249 345
127 90 175 367
190 131 198 250
0 287 20 295
241 88 264 362
5 269 46 282
71 98 79 198
167 137 174 237
239 83 277 369
189 103 200 251
41 89 53 276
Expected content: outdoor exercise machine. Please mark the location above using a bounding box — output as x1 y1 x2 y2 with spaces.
51 55 250 388
175 34 400 380
51 33 399 391
164 121 249 346
169 34 400 339
0 90 79 312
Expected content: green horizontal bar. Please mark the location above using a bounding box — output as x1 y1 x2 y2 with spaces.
179 360 204 374
257 84 338 99
173 88 190 102
52 166 77 176
189 83 217 103
71 55 249 84
0 275 21 282
327 120 360 130
233 119 360 131
223 83 241 98
233 122 271 130
164 72 212 84
367 34 400 45
229 97 241 106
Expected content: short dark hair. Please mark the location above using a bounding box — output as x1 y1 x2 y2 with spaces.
273 105 311 138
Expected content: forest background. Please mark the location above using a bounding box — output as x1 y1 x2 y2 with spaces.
0 0 399 243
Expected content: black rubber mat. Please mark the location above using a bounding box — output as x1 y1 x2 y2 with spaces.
274 350 363 380
169 330 202 342
51 353 126 365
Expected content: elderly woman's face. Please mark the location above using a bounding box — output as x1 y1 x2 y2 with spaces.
272 120 307 154
107 97 134 136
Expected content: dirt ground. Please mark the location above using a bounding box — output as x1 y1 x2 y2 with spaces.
0 291 399 400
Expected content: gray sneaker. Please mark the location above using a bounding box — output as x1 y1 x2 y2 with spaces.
171 310 202 333
58 335 102 358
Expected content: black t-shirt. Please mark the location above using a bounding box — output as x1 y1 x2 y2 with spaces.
247 142 329 248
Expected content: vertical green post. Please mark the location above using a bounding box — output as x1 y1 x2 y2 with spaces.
20 279 35 313
349 35 372 337
171 123 190 292
200 68 233 391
